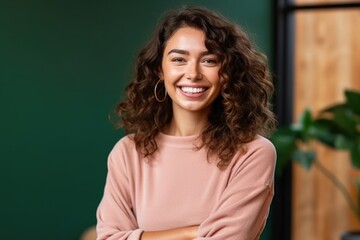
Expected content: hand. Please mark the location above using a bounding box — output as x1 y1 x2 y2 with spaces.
187 226 199 240
141 225 199 240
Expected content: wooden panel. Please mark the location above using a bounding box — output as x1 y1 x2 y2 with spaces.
296 0 360 4
293 8 360 240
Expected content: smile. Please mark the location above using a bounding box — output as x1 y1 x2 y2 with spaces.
180 86 208 94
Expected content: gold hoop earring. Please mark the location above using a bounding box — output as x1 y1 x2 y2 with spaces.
154 80 167 102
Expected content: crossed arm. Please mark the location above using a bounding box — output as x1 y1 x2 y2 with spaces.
140 226 199 240
96 138 276 240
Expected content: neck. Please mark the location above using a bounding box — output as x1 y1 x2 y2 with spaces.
163 109 209 136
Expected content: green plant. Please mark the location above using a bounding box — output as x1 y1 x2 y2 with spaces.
270 89 360 218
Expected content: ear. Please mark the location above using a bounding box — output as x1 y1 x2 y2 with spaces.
220 73 229 84
158 69 164 80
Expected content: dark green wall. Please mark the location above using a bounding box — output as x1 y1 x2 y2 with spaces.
0 1 272 239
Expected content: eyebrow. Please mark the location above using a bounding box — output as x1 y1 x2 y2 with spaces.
167 49 212 56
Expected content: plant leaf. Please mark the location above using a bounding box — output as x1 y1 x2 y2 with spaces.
310 119 338 147
293 108 313 142
345 89 360 115
319 105 358 139
322 103 347 114
350 138 360 169
292 149 316 170
334 135 352 150
310 118 354 150
332 108 358 137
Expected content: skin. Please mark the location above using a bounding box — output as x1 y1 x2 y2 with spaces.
140 27 222 240
160 27 222 136
141 226 199 240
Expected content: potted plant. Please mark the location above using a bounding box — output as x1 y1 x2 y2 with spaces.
270 89 360 240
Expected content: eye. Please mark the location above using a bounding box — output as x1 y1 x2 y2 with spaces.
202 58 219 65
171 57 186 63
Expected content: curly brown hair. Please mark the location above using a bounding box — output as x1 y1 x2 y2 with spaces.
113 6 276 168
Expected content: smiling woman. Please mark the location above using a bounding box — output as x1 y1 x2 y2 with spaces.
160 27 222 134
96 6 276 240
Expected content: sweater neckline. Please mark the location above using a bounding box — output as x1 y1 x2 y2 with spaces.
156 132 201 148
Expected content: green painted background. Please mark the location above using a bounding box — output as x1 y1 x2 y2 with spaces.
0 0 273 239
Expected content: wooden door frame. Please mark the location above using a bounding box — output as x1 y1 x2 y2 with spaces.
272 1 360 239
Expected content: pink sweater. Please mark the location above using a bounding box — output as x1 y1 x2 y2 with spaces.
96 133 276 240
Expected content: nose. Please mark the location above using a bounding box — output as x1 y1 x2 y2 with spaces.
186 62 203 80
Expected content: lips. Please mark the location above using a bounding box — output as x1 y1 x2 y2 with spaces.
180 86 208 94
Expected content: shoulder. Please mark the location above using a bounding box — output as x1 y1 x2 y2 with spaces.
230 135 276 172
246 135 276 156
107 134 138 162
112 134 136 152
104 135 139 180
228 135 276 185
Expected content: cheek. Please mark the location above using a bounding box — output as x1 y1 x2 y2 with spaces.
214 83 223 96
212 77 223 95
209 70 222 85
164 68 183 79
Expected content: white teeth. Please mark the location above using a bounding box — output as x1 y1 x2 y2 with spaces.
181 87 206 94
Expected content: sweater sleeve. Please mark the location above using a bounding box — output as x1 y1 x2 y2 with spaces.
96 145 143 240
197 139 276 240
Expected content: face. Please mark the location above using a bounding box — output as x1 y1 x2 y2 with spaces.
160 27 222 116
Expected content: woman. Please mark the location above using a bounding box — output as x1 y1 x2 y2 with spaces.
96 6 276 240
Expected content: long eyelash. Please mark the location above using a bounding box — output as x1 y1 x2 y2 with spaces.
204 59 218 64
172 58 185 62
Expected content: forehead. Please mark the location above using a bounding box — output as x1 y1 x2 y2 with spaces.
164 27 207 51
